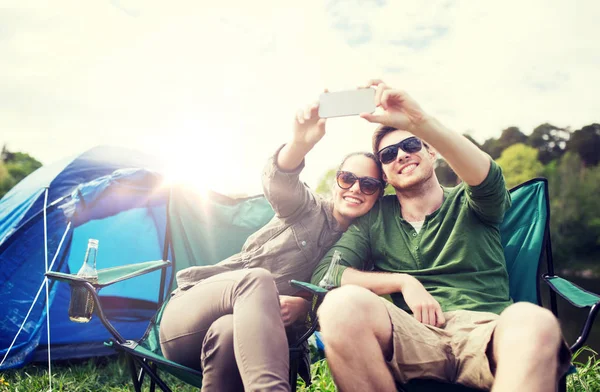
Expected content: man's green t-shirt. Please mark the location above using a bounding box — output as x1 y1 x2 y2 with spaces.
311 160 514 315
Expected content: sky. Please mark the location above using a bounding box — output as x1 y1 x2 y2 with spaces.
2 0 599 196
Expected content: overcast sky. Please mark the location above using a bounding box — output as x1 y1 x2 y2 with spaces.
2 0 599 195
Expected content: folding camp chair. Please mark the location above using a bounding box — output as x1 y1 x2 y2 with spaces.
291 178 600 392
46 188 322 391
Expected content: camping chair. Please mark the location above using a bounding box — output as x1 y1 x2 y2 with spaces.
45 187 322 391
291 178 600 392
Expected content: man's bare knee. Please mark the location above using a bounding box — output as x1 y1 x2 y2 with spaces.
496 302 562 357
318 285 392 350
319 286 374 328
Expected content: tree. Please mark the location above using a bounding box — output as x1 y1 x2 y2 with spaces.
4 151 42 183
527 123 570 164
0 145 43 199
481 127 527 159
496 144 544 188
568 123 600 166
546 152 600 264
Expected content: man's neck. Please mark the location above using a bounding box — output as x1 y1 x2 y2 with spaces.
395 178 444 222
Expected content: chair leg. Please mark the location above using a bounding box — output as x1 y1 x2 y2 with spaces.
131 356 173 392
289 356 298 392
127 356 142 392
558 375 567 392
149 362 157 392
138 364 145 385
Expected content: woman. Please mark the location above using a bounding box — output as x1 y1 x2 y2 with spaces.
159 102 384 392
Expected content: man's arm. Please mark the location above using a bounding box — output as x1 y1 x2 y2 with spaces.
340 268 407 295
310 214 446 326
311 217 373 287
361 80 490 186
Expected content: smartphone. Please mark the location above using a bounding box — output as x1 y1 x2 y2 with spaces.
318 88 376 118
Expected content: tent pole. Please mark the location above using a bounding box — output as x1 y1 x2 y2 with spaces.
0 222 71 369
158 187 172 304
43 188 53 391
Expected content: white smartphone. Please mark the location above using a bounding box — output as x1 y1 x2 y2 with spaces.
318 89 376 118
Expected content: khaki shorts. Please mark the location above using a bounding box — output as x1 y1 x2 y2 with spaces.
381 299 571 390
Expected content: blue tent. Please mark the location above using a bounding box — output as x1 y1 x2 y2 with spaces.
0 145 274 369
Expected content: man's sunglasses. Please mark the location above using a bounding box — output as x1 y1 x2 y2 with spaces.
377 137 423 164
336 171 383 196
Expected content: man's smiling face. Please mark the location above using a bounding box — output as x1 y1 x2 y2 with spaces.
377 129 436 191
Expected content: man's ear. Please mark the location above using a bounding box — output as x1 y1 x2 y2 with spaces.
382 172 388 182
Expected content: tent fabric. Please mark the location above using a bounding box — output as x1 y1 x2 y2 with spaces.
1 145 260 369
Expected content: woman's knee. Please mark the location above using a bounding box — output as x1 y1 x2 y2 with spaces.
240 267 274 285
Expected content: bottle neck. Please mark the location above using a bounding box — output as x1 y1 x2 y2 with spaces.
85 247 97 269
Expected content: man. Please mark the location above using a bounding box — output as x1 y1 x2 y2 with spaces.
311 80 571 392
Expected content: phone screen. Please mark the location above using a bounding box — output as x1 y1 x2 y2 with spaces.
318 89 376 118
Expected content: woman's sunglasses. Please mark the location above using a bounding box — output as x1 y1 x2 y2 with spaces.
377 137 423 164
336 171 383 196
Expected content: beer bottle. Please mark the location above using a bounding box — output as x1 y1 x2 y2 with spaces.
68 239 99 323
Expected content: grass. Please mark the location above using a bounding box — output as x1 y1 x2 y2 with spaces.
568 347 600 392
1 347 598 391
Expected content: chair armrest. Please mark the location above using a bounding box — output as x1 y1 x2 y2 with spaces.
46 260 171 288
543 275 600 308
543 274 600 352
290 280 329 297
287 280 329 349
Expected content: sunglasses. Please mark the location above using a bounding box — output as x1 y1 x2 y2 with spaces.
377 137 423 164
336 171 383 196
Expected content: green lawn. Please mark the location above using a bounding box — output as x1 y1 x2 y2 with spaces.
1 347 597 392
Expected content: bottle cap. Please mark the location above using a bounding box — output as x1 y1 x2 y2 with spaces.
88 239 99 247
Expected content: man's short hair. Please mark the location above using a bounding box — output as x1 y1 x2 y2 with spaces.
372 125 400 155
371 125 430 156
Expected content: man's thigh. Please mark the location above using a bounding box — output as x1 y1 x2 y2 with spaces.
381 299 455 384
446 310 498 390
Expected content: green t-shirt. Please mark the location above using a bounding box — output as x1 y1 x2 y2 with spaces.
311 160 514 315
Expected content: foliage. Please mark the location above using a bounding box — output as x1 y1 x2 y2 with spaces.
0 145 42 199
297 359 337 392
546 152 600 264
482 126 528 159
527 123 570 164
568 124 600 166
5 349 600 391
496 143 544 188
567 347 600 392
0 354 197 392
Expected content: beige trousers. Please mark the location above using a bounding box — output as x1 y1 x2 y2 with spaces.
159 268 290 392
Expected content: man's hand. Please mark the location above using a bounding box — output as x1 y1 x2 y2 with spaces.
359 79 428 132
279 295 310 326
292 102 327 149
399 274 445 327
